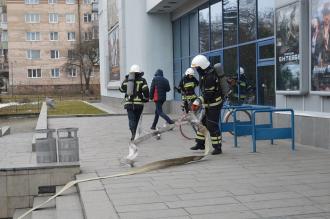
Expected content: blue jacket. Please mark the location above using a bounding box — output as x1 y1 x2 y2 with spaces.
150 69 170 102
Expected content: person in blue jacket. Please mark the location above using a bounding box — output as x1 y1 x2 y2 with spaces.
150 69 174 130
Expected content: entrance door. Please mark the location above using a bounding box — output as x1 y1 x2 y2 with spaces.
257 39 275 106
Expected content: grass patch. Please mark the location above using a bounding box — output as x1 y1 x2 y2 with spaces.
48 100 107 116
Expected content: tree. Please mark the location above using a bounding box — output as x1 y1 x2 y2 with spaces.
63 37 99 95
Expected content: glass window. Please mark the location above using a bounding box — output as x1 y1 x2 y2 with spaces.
1 31 7 42
27 69 41 78
67 32 76 41
26 49 40 59
173 19 181 59
68 68 77 77
48 0 57 3
199 3 210 52
239 0 257 43
51 68 60 78
84 13 92 22
50 50 60 59
84 0 91 4
174 60 181 100
25 13 40 23
210 0 222 50
84 32 93 41
224 47 237 77
50 32 58 41
25 0 39 4
258 0 274 39
239 43 256 103
49 13 58 23
68 49 75 59
259 44 274 60
223 0 238 47
66 0 75 4
181 15 189 58
311 0 330 92
189 11 199 56
66 14 75 23
275 3 300 91
26 32 40 41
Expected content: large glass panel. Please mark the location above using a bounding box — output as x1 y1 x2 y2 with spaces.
209 53 222 66
223 0 238 46
199 4 210 52
258 65 275 106
223 47 237 77
210 0 222 50
276 3 300 91
189 12 199 56
174 60 182 100
239 43 256 103
259 43 274 60
239 0 257 43
173 19 181 59
311 0 330 92
258 0 275 39
181 15 189 58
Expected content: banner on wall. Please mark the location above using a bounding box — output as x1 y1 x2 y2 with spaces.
109 25 120 81
311 0 330 92
276 2 300 91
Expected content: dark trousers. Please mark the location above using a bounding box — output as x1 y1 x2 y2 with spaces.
127 108 143 134
151 100 173 128
195 104 222 149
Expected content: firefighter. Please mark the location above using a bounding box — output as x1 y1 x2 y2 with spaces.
119 64 149 141
190 55 223 155
176 68 199 113
229 67 248 104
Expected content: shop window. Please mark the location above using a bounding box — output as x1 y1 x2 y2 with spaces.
189 12 199 56
199 3 210 52
210 0 222 50
275 3 300 91
239 0 257 43
223 0 238 47
258 0 275 39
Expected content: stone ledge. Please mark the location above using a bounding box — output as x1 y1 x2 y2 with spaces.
32 102 48 152
0 126 10 137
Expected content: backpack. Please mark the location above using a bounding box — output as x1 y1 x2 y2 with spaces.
214 63 230 97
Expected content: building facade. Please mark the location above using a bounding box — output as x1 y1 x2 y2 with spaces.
7 0 99 95
99 0 330 149
0 0 8 93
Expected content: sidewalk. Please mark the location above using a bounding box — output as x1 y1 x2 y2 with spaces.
49 114 330 219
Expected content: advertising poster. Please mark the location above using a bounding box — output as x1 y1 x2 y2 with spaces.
109 25 120 81
276 2 300 91
311 0 330 92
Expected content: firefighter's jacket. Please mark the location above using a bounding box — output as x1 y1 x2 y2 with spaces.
178 76 199 101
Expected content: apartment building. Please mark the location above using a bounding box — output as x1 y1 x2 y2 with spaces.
0 0 8 93
7 0 99 95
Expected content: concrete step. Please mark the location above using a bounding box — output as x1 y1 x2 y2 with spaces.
76 173 119 219
32 209 56 219
0 126 10 137
32 196 56 210
56 186 84 219
13 208 32 219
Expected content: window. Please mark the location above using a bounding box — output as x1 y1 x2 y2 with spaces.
51 68 60 78
239 0 257 43
92 13 98 21
27 69 41 78
181 16 189 58
84 0 91 4
50 50 60 59
50 32 58 41
189 12 199 56
68 49 75 59
84 32 93 41
26 32 40 41
199 3 210 52
210 0 222 50
1 31 7 42
66 0 75 4
224 48 237 78
48 0 57 3
66 14 75 23
49 13 58 23
84 13 92 22
68 68 77 77
67 32 76 41
92 27 98 39
25 0 39 4
25 13 40 23
258 0 275 39
26 49 40 59
223 0 238 46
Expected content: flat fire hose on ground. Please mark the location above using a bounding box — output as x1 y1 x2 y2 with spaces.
18 114 211 219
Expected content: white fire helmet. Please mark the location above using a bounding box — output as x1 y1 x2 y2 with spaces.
191 55 210 70
185 68 195 76
129 64 141 73
239 67 245 75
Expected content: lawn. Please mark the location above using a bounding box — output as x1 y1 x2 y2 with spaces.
48 100 107 116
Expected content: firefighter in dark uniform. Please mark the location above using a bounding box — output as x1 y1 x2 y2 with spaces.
229 67 248 104
190 55 223 155
119 64 149 141
176 68 199 113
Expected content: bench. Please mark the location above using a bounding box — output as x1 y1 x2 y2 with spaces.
32 102 48 151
